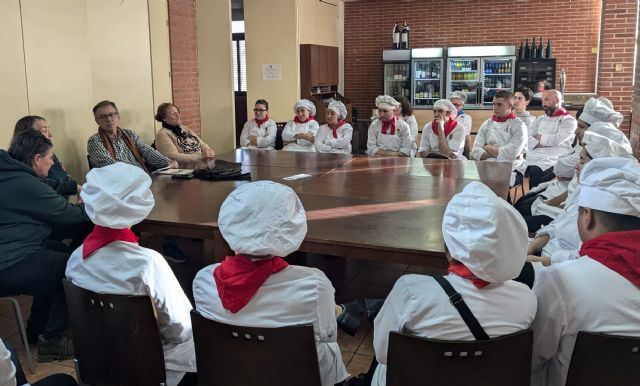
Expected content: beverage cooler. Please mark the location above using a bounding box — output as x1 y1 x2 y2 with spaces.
446 46 516 108
411 48 444 109
382 49 411 100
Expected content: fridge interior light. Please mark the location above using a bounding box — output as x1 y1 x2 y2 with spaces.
411 48 444 58
447 46 516 57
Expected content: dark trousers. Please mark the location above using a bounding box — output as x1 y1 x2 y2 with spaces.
526 166 555 189
514 189 547 217
0 247 70 337
4 340 77 386
524 215 554 233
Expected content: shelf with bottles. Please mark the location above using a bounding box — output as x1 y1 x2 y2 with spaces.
450 60 477 72
484 73 512 76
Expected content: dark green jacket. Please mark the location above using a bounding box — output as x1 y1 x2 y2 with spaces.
0 150 89 270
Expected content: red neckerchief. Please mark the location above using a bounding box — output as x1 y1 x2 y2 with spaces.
552 108 570 117
491 111 517 122
431 118 458 137
329 120 346 138
294 116 315 124
381 115 397 135
579 230 640 287
255 115 270 128
213 255 289 313
448 260 491 289
82 225 139 259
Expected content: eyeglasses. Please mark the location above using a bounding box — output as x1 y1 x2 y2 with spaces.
253 109 267 112
97 112 119 120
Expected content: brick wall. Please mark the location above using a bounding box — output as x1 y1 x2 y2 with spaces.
344 0 634 123
168 0 201 134
632 24 640 157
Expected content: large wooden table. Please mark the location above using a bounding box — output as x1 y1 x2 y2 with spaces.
137 150 512 270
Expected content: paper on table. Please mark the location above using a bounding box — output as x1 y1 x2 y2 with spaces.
282 174 311 181
156 168 194 176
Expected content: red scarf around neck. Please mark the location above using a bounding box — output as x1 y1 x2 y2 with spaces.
431 118 458 137
448 260 491 289
213 255 289 313
255 115 270 128
579 230 640 287
329 120 346 138
552 108 570 117
491 111 517 123
294 116 315 124
82 225 139 259
381 115 397 135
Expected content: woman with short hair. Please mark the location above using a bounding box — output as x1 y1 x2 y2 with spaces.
239 99 277 150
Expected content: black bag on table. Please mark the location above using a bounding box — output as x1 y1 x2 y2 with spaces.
193 160 251 181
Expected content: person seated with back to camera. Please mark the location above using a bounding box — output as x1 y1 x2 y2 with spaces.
366 95 412 157
87 100 178 171
154 102 215 169
315 100 354 154
193 181 350 386
65 162 197 386
239 99 277 150
418 99 466 160
282 99 320 152
394 96 418 157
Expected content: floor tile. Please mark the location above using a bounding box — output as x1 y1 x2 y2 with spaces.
357 328 375 356
341 349 354 367
346 353 374 376
337 324 370 353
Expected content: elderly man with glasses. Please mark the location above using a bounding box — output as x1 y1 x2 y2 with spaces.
87 100 177 171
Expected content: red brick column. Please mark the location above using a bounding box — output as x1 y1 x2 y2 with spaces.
167 0 201 135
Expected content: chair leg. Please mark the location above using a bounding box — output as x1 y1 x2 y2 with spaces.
8 297 35 374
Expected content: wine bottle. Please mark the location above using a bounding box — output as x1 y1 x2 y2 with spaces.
531 36 536 58
392 22 400 49
537 36 544 58
518 41 524 61
524 38 530 59
401 21 410 49
545 39 553 58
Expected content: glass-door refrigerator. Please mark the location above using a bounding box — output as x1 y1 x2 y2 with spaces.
411 48 444 109
382 49 411 101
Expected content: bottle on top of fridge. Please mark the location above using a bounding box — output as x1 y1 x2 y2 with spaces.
392 22 400 49
400 21 410 49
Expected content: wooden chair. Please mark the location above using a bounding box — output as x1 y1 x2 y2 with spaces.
62 279 166 386
386 329 533 386
565 331 640 386
190 310 322 386
0 296 35 373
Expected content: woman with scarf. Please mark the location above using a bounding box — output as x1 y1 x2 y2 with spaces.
155 103 215 168
281 99 320 152
418 99 466 159
239 99 277 150
315 100 353 154
366 95 412 157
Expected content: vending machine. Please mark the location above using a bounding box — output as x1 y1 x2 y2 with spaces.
446 46 517 108
382 49 411 101
411 48 444 109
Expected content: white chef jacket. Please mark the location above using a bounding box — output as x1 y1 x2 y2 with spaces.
417 122 466 160
455 112 473 137
193 264 349 386
529 179 571 219
554 143 581 178
399 115 419 157
66 242 196 386
531 257 640 386
516 111 536 130
527 114 577 171
471 117 527 186
366 119 412 157
536 182 582 264
281 119 320 152
371 274 537 386
239 119 277 150
0 339 16 386
314 123 353 154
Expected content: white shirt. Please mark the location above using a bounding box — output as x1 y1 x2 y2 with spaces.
536 183 582 264
417 122 466 160
371 274 537 386
281 119 320 152
66 241 196 386
193 264 349 386
471 117 527 185
399 115 419 157
366 118 412 156
531 257 640 386
239 119 277 150
516 111 536 130
0 339 16 386
455 112 473 137
527 113 577 171
314 123 353 154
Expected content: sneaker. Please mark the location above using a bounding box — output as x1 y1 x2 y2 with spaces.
336 299 365 336
37 333 74 362
363 298 384 322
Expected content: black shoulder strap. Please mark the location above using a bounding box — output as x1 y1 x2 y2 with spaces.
433 276 490 341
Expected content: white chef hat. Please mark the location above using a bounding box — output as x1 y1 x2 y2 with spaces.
597 96 614 110
81 162 155 229
582 129 633 160
449 91 467 104
375 95 400 111
554 154 578 178
294 99 316 117
218 180 307 257
586 122 632 151
434 99 458 119
578 157 640 217
327 100 347 120
579 97 623 127
442 181 527 283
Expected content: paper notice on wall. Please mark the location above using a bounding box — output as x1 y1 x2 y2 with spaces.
262 64 281 80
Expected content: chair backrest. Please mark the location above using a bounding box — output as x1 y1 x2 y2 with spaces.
565 331 640 386
62 279 166 386
190 310 322 386
387 329 533 386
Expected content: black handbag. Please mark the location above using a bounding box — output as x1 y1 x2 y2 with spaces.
193 160 251 181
